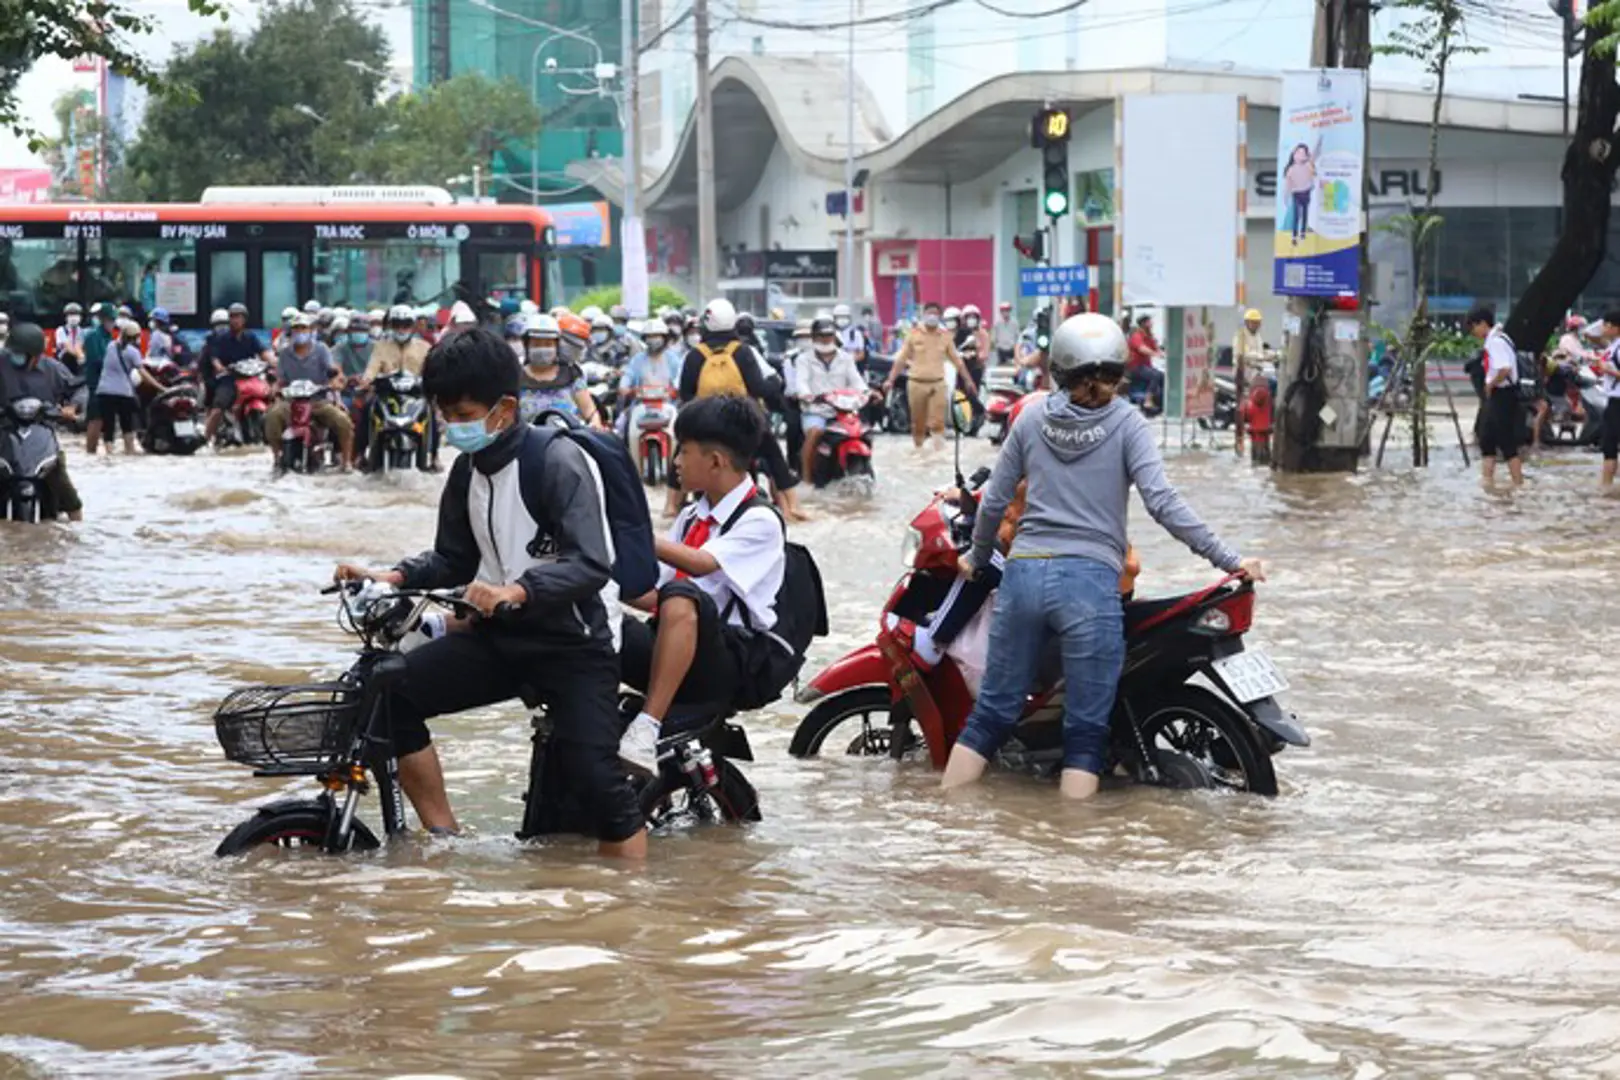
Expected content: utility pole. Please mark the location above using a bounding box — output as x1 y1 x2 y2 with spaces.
694 0 717 304
843 0 856 306
621 0 648 315
1275 0 1370 473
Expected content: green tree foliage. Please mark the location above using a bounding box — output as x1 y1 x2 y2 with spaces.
363 73 542 188
0 0 225 143
126 0 388 200
570 284 690 314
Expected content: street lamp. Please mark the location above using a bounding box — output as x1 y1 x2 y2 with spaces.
294 104 326 182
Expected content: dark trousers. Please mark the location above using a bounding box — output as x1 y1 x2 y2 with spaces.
783 398 804 466
388 631 644 842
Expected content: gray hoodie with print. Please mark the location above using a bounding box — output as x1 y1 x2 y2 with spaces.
968 393 1240 574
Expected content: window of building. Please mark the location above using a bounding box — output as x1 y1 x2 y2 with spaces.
312 238 461 309
0 237 80 322
906 18 936 128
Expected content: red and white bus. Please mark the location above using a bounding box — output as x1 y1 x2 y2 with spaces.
0 186 559 331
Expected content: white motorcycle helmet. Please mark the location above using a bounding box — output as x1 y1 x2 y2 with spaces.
280 306 299 325
209 307 229 329
589 312 613 346
700 297 737 334
832 302 852 328
942 305 961 331
579 305 604 323
961 303 982 329
1048 313 1128 384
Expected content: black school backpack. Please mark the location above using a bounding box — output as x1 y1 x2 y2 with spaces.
524 414 660 598
717 492 828 708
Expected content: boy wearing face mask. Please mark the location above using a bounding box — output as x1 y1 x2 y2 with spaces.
796 316 866 482
332 327 647 857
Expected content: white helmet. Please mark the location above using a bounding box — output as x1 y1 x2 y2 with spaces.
280 306 298 323
332 314 350 334
962 303 981 318
518 298 539 316
415 305 435 321
1049 313 1128 379
302 299 320 314
387 304 415 325
579 305 604 323
793 318 812 339
524 312 560 339
549 305 571 319
640 319 667 342
367 308 385 324
210 307 229 325
700 297 737 334
449 300 477 326
942 305 961 326
832 302 852 325
590 312 613 331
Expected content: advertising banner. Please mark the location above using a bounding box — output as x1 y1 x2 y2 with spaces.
1182 309 1214 420
1273 68 1366 297
547 201 611 247
0 169 52 204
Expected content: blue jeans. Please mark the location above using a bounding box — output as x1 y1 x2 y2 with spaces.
955 556 1124 775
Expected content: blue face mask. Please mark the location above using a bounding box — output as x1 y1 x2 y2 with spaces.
6 351 26 369
291 331 312 346
349 332 370 346
443 403 506 454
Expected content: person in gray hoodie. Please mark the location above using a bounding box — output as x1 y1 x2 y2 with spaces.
942 312 1264 800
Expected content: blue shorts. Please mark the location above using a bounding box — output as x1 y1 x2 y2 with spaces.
802 413 829 432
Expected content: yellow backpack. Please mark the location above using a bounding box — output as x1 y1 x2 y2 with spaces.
694 340 748 399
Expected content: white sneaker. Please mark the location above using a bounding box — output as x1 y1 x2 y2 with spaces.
618 714 662 775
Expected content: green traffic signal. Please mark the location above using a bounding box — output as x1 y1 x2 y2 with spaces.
1043 189 1069 216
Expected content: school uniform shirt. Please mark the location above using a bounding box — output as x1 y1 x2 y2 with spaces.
1603 341 1620 399
661 478 785 632
1483 326 1518 392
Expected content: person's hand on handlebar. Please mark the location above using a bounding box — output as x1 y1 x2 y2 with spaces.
463 580 525 618
334 564 404 586
1236 557 1266 583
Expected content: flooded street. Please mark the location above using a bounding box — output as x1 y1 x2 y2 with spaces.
4 432 1620 1078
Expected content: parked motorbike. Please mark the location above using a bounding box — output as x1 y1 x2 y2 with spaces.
218 358 272 447
630 385 677 487
138 359 205 455
211 582 760 855
1537 360 1603 447
366 370 431 473
0 397 66 523
983 367 1028 445
808 388 876 489
789 473 1306 794
278 380 337 475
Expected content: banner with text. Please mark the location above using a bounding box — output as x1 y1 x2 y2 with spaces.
1273 68 1366 297
1182 309 1214 420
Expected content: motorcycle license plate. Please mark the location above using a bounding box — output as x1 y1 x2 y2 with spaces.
1210 650 1290 704
172 420 197 438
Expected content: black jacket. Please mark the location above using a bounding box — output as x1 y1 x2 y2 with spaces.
395 425 621 652
678 332 768 403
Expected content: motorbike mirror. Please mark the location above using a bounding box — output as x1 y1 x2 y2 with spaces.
969 465 992 488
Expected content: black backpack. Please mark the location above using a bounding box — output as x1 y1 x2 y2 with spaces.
524 415 660 598
717 493 828 708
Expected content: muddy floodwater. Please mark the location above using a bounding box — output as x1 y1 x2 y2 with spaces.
3 432 1620 1078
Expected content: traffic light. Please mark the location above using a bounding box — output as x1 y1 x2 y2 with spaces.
1032 106 1071 219
1034 307 1052 352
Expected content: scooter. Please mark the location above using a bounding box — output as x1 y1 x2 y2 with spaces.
857 353 896 431
219 358 272 447
808 388 876 489
983 366 1028 445
789 473 1306 795
1537 360 1603 447
0 397 66 523
278 380 336 475
211 583 760 855
365 370 431 473
581 360 619 427
138 359 206 455
630 385 676 487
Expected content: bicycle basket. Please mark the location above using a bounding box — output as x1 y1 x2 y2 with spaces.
213 682 362 772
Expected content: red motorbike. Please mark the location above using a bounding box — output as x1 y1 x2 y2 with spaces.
985 366 1041 446
220 358 272 447
789 471 1306 794
631 385 677 487
278 380 336 474
808 388 875 488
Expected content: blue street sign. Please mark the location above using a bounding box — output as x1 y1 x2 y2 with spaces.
1019 264 1089 297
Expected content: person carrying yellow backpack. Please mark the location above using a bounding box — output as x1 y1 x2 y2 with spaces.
676 298 808 521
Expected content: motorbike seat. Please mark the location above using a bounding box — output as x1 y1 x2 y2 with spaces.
1124 593 1196 636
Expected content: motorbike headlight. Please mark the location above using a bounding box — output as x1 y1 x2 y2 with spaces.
901 526 922 568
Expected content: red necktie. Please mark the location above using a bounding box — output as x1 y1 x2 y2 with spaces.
675 512 717 580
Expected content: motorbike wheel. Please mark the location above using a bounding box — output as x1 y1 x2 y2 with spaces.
886 393 910 435
280 438 303 475
243 412 264 446
214 801 380 856
638 757 762 827
1129 687 1278 796
642 442 663 487
789 687 920 759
